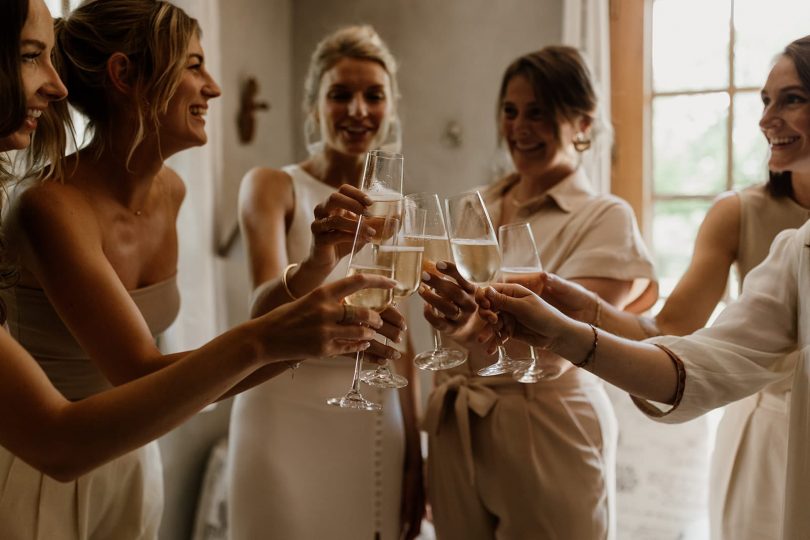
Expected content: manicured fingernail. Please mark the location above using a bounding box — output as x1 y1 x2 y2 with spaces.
361 342 371 350
390 351 401 359
365 227 376 236
421 272 431 282
436 261 447 270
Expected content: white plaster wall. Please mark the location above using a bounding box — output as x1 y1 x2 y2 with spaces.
217 0 295 329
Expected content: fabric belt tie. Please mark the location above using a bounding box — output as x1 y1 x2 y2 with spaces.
424 375 499 485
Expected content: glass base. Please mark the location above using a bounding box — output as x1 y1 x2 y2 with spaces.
360 368 408 389
326 390 381 412
476 358 530 377
414 348 468 371
513 363 563 383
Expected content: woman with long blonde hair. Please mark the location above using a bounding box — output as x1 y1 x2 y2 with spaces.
228 25 423 540
0 2 393 538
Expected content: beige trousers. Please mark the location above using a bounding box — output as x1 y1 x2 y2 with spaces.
425 370 616 540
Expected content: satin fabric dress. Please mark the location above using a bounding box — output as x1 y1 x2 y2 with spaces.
0 277 180 540
227 165 405 540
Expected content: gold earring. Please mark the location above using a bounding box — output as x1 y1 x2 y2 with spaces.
573 132 591 152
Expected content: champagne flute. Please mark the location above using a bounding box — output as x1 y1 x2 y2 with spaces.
411 193 468 371
445 191 524 377
498 222 558 383
360 199 426 388
327 215 399 411
361 150 404 238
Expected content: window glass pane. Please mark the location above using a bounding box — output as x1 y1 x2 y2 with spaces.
734 0 810 88
653 93 729 196
733 91 768 189
652 0 730 92
652 199 713 297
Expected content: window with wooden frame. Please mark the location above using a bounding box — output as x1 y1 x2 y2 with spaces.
611 0 810 304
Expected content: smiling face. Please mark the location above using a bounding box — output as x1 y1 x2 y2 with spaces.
158 34 221 154
760 55 810 174
0 0 67 152
499 74 584 182
316 57 392 157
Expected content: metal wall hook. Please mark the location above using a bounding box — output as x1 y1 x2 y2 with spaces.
237 76 270 144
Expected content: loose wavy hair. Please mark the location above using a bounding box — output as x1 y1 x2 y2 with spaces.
54 0 200 168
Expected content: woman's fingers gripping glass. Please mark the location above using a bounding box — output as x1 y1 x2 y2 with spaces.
361 305 407 363
481 284 562 348
314 273 397 356
310 185 377 265
418 266 478 328
540 272 598 322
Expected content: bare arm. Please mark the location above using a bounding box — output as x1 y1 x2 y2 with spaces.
240 167 372 317
478 284 680 403
0 322 262 481
0 272 391 481
655 194 740 335
541 194 740 340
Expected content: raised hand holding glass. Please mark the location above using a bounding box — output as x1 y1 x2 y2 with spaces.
327 214 399 411
360 198 426 388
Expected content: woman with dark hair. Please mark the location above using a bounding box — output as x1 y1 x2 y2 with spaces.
476 35 810 540
472 35 810 540
419 46 656 539
0 1 393 538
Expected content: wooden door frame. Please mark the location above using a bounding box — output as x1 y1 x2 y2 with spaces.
609 0 652 237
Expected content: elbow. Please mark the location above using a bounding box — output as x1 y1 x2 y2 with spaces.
28 450 89 482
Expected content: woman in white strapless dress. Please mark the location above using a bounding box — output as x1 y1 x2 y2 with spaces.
0 4 392 539
228 25 424 540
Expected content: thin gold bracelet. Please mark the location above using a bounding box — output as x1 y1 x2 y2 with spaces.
572 324 598 369
281 263 299 300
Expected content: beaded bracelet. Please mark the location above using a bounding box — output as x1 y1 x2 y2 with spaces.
281 263 299 300
572 324 598 369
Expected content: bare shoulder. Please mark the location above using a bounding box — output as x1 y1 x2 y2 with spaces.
695 191 741 256
703 191 741 231
160 165 187 209
238 166 294 216
9 180 100 242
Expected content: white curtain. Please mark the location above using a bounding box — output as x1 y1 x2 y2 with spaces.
162 0 227 353
562 0 612 194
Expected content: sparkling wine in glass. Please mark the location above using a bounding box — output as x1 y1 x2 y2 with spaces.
445 191 524 377
497 222 560 383
327 215 399 411
410 192 468 371
360 200 426 388
362 150 404 241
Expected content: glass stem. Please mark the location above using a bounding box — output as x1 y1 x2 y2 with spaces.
496 345 508 364
350 350 365 393
528 346 539 369
377 300 398 374
432 327 444 350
